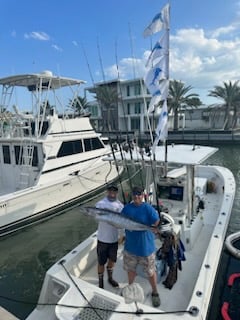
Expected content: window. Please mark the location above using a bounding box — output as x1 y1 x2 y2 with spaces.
134 84 141 95
3 145 10 164
14 145 39 167
57 140 83 157
134 103 141 114
157 185 184 201
131 118 140 130
31 121 49 136
127 103 131 115
84 137 104 151
127 85 130 96
32 147 39 166
89 105 99 117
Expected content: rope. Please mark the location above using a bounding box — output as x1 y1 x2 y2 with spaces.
59 260 104 320
0 293 195 316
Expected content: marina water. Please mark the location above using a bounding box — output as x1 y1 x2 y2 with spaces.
0 144 240 320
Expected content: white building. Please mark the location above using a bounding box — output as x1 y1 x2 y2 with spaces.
85 78 161 134
85 78 223 134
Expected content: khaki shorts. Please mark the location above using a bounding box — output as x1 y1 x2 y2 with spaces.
123 250 156 277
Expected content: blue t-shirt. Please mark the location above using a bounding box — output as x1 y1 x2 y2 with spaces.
121 202 159 257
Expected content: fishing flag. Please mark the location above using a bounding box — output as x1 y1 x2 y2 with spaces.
144 59 167 96
148 90 161 113
146 33 168 68
148 79 169 113
143 3 170 38
155 99 168 141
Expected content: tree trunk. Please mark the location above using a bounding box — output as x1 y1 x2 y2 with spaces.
173 111 178 130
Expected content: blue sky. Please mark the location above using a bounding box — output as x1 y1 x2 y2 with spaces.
1 0 240 105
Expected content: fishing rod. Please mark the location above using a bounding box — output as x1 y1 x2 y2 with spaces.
114 39 146 195
96 38 129 203
97 37 106 82
116 136 133 193
81 43 95 87
126 26 161 210
128 22 136 78
81 42 126 200
109 139 127 204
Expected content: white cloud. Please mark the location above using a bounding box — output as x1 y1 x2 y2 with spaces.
104 57 146 80
72 40 78 47
51 44 63 52
24 31 50 41
210 25 237 38
102 21 240 104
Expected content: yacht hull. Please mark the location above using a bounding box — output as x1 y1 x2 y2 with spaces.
0 161 121 236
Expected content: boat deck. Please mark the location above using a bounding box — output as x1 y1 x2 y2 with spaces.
81 193 220 312
0 307 19 320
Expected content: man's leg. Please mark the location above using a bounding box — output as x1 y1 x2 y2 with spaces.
107 243 119 287
128 270 137 284
97 241 107 289
107 259 119 287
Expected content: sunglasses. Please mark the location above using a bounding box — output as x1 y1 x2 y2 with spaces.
132 191 143 196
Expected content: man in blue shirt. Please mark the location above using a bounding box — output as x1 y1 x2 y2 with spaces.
122 186 161 307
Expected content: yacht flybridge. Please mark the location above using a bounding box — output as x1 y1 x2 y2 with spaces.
0 71 121 236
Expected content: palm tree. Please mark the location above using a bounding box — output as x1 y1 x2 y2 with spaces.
40 100 53 115
168 80 201 130
68 96 90 116
208 81 240 130
93 85 120 131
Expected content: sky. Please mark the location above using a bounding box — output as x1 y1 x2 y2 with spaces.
0 0 240 105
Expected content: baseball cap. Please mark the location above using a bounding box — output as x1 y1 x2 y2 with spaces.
132 186 144 195
106 184 118 192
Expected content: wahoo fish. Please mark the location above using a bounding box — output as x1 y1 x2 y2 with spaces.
79 206 157 231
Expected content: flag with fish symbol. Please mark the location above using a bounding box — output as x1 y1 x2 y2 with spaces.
144 2 170 145
144 58 167 96
148 79 169 113
152 99 168 150
143 3 170 38
145 33 168 68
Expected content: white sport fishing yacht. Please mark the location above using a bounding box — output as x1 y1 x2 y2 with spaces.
26 144 235 320
0 70 121 236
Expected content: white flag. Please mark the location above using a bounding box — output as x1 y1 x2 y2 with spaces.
155 99 168 141
158 79 169 101
143 3 170 38
148 80 169 113
146 33 168 68
144 60 167 96
148 91 161 113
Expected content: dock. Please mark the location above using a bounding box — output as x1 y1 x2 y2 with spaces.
101 129 240 146
0 307 20 320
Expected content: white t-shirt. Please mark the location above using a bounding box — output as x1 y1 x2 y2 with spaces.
96 196 124 243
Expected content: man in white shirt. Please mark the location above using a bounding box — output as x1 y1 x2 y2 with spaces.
96 184 124 289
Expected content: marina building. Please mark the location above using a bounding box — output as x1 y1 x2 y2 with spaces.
85 78 232 137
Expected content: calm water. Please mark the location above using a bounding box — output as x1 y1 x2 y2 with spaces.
0 145 240 320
